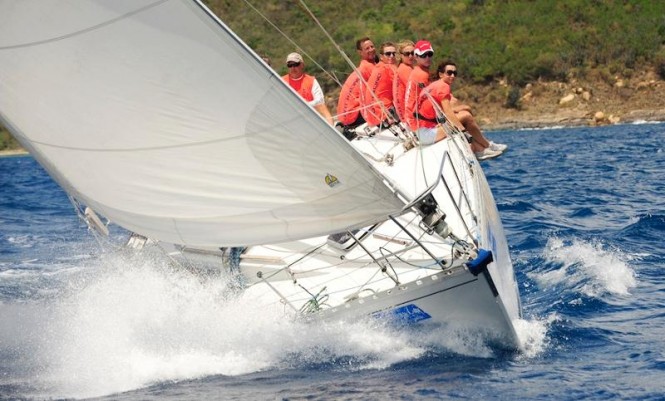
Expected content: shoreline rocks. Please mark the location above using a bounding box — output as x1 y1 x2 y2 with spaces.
480 108 665 131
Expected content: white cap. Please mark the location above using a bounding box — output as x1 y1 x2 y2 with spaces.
286 52 303 64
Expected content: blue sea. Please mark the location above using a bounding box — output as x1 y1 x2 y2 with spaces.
1 123 664 400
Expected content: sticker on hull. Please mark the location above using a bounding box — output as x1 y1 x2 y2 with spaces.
374 304 432 324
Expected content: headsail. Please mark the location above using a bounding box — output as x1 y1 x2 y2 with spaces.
0 0 405 246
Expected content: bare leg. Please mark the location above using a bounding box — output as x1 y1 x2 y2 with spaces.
456 110 490 152
435 125 447 143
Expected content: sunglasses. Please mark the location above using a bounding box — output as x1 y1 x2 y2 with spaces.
401 51 414 56
382 51 396 57
286 62 301 68
444 70 458 76
418 51 434 58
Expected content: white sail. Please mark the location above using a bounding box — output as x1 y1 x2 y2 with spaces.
0 0 405 246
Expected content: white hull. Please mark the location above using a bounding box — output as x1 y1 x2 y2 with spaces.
0 1 522 350
163 126 523 349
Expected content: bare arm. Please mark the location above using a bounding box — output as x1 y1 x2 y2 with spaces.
452 104 473 114
450 98 472 114
314 103 334 125
310 78 334 125
440 97 465 131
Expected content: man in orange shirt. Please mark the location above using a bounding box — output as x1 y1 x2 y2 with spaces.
282 52 333 125
336 37 377 127
404 40 434 131
364 42 398 127
393 40 415 123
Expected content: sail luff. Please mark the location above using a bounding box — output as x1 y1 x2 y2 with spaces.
0 0 405 247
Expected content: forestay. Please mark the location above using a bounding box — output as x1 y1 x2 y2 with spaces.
0 0 405 246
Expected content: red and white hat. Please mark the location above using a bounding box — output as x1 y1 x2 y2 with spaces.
414 40 434 56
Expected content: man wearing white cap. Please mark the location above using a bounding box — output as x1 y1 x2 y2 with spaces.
282 52 333 125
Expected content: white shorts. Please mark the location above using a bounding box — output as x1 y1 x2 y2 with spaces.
417 127 438 145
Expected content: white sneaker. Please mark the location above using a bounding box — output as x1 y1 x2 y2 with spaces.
474 147 503 161
489 141 508 152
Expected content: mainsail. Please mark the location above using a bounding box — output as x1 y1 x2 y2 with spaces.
0 0 405 246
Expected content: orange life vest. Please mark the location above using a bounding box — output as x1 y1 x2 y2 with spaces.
336 60 376 126
282 74 315 102
364 61 396 126
404 66 430 131
416 80 452 129
393 63 413 122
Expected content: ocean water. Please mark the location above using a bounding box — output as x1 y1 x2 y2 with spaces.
1 123 664 400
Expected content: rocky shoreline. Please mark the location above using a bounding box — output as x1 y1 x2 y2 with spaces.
0 148 29 157
471 67 665 131
480 107 665 131
3 69 665 157
2 107 664 158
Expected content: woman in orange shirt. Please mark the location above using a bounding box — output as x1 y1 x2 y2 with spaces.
393 40 415 123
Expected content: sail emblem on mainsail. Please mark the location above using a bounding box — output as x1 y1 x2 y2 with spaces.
325 173 340 188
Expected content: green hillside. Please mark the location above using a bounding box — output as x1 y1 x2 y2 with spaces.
0 126 20 150
207 0 665 89
2 0 665 151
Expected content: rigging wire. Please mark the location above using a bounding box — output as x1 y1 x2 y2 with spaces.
240 0 341 87
294 0 364 84
295 0 398 126
242 0 392 126
239 1 416 145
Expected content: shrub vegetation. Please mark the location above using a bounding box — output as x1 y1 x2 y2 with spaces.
206 0 665 90
3 0 665 149
0 127 21 150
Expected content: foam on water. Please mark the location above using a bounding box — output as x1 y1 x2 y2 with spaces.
506 235 641 359
629 120 664 125
6 235 36 249
513 314 556 359
535 237 637 297
2 250 531 399
6 123 664 399
35 253 289 397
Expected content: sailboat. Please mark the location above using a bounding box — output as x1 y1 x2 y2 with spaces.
0 1 523 348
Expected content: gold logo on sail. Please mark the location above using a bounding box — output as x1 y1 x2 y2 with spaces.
325 173 340 188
